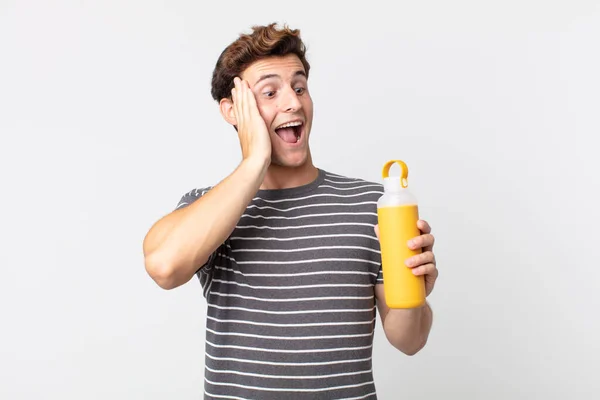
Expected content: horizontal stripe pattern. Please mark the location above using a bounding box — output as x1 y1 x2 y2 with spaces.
176 169 384 399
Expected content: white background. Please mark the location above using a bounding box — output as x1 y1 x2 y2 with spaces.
1 0 598 399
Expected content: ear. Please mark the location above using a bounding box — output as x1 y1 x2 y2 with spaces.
219 97 237 127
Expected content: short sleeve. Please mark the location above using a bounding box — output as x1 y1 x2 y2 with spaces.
175 187 212 210
174 186 222 274
376 265 383 284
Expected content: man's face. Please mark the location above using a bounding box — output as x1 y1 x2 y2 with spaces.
240 54 314 168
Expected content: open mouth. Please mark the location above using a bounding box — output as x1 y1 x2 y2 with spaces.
274 120 303 144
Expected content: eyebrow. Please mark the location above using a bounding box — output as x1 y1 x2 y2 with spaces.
254 70 306 86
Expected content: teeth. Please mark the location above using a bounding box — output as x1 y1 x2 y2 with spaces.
276 121 302 130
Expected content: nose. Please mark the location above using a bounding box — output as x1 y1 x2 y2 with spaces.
279 86 302 112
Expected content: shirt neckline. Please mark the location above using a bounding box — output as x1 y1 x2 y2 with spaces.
255 168 326 200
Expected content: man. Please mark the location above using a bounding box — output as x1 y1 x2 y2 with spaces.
143 22 438 399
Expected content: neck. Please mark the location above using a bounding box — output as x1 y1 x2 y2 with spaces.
260 159 319 190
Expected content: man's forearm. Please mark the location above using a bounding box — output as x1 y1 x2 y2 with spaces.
382 302 433 355
143 156 270 289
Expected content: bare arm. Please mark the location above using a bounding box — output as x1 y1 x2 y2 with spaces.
375 284 433 355
143 77 272 289
143 157 269 289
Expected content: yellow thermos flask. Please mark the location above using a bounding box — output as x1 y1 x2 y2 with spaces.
377 160 426 308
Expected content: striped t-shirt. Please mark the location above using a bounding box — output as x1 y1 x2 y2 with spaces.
176 168 386 399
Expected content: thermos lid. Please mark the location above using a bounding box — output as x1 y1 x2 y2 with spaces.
382 160 409 190
383 176 406 192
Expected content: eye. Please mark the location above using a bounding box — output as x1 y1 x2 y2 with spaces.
295 87 305 95
263 91 276 98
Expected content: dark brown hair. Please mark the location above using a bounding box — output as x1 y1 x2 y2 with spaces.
211 23 310 102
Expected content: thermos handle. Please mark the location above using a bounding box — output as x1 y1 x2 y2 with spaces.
382 160 409 188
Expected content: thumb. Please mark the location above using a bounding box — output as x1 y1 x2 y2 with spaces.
374 224 380 240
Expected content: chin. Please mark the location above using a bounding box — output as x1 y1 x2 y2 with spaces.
271 152 309 168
